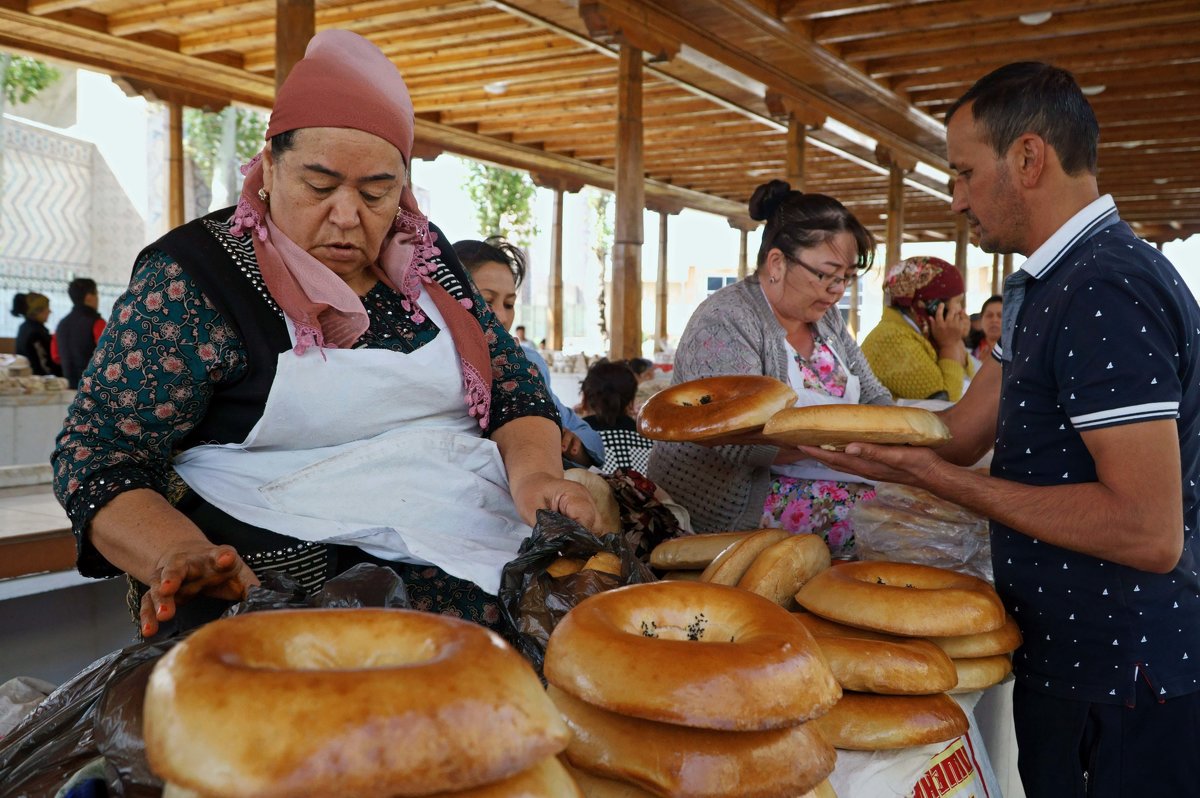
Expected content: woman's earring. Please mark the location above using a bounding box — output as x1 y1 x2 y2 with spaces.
395 206 403 221
770 276 778 284
257 187 268 202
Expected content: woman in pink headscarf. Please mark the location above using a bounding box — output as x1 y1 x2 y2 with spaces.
861 255 975 402
51 30 596 639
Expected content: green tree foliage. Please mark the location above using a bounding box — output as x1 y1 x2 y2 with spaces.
463 162 538 245
1 54 61 106
183 106 268 182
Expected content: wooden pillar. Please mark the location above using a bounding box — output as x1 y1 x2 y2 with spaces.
849 279 860 339
275 0 315 91
611 45 644 360
1156 241 1165 252
885 164 906 268
549 187 565 351
786 117 807 192
1002 253 1014 280
168 102 185 228
738 228 749 280
876 146 915 270
991 253 1002 295
655 210 669 351
954 214 970 282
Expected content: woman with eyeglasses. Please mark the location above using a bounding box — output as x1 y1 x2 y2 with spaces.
645 180 891 558
861 256 975 403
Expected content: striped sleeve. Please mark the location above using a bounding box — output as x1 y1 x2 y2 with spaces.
1056 275 1184 431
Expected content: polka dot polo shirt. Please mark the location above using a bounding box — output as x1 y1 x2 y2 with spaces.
992 195 1200 705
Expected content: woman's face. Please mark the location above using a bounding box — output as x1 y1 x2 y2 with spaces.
761 231 858 325
981 300 1003 341
261 127 406 292
471 260 517 331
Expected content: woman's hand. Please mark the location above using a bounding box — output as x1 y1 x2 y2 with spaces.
140 543 259 638
929 304 968 362
561 429 593 466
510 471 599 531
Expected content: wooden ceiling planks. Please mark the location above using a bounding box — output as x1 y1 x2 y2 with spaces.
0 0 1195 241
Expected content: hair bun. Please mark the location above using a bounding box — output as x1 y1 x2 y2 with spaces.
748 179 793 221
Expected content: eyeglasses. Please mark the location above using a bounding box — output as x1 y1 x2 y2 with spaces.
782 253 857 290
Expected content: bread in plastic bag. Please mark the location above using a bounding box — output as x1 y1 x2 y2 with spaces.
851 482 992 582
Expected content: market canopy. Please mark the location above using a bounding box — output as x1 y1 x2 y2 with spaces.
2 0 1196 245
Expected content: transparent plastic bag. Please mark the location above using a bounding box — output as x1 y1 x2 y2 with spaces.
851 482 993 582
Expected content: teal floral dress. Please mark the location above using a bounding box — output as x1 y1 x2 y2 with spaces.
759 338 876 559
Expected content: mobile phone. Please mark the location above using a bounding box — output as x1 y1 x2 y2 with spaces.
925 298 944 317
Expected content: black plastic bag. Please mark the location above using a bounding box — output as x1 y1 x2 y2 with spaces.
0 564 409 798
498 509 656 676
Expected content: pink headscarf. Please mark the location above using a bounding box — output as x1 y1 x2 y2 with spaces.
228 30 491 427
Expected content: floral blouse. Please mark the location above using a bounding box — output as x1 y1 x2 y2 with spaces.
792 337 849 398
53 241 556 576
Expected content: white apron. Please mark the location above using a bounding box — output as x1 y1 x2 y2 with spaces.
770 338 872 485
172 287 529 595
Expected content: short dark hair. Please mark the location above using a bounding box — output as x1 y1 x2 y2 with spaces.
452 237 527 289
627 357 654 376
945 62 1099 176
747 180 875 272
582 359 638 426
981 294 1003 313
68 278 98 306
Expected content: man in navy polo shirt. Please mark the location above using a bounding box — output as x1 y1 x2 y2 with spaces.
808 62 1200 797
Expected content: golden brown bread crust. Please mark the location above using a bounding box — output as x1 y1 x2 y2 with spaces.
582 552 623 576
927 615 1022 658
699 529 790 585
649 530 759 570
795 561 1007 637
794 613 958 695
761 404 951 449
737 534 832 608
814 692 969 751
948 654 1013 694
144 609 568 798
544 581 841 731
550 685 836 798
561 761 658 798
564 468 622 535
637 375 798 441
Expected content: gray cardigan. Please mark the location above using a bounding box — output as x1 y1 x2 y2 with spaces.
646 275 891 532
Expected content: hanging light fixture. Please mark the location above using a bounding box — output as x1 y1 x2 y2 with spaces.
1018 12 1053 25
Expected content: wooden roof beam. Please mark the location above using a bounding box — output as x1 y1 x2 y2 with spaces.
107 0 271 37
839 0 1200 63
813 0 1132 44
26 0 98 14
0 5 275 107
871 25 1200 81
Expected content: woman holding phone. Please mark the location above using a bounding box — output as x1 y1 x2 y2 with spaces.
861 255 974 401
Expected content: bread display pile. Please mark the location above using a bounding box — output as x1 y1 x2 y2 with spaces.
794 561 1020 751
544 581 841 797
144 608 579 798
650 529 831 609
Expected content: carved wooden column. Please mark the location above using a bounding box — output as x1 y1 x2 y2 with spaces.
610 44 645 360
954 213 970 284
876 146 915 269
646 201 681 352
168 102 184 227
766 92 824 192
275 0 315 91
991 253 1002 295
533 173 584 352
1002 253 1014 281
728 218 758 281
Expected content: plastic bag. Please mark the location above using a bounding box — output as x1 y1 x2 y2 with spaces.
851 482 993 582
0 564 410 798
499 509 656 676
